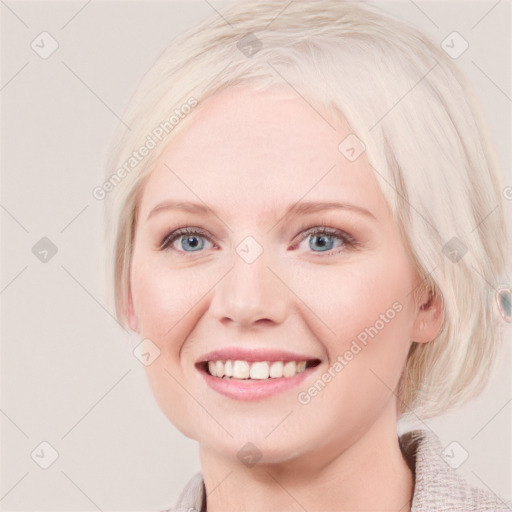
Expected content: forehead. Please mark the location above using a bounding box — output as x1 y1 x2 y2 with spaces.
138 87 389 222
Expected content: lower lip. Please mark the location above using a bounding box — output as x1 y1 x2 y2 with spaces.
198 365 318 401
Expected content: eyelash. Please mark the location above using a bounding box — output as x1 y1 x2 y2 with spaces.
295 223 357 256
159 224 358 257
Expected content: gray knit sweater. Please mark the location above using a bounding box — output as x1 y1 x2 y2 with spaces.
165 429 512 511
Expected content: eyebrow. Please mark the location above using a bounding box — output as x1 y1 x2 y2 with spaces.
146 200 377 222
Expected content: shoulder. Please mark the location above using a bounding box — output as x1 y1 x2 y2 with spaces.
399 428 512 512
161 471 205 512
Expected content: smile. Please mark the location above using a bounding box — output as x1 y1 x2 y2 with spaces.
205 359 318 380
196 356 322 401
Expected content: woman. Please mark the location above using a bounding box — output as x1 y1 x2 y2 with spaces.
102 1 512 510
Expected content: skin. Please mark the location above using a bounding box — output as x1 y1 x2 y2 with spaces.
125 86 443 512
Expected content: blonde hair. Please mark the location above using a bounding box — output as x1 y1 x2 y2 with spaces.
102 0 510 420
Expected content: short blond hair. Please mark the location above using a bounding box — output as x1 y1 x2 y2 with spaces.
102 0 510 420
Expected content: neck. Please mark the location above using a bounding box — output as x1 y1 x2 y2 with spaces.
199 411 414 512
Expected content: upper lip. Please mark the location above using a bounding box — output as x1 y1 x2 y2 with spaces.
197 347 321 364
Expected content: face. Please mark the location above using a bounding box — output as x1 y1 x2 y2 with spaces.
127 86 432 466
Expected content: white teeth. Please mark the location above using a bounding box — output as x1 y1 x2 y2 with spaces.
215 360 224 378
232 360 250 379
283 361 297 378
250 361 269 379
206 359 311 379
269 361 283 378
224 360 233 377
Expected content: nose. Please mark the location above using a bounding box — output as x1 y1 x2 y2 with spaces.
208 246 289 329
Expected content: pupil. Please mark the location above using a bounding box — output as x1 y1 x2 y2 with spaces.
187 237 198 247
311 235 332 251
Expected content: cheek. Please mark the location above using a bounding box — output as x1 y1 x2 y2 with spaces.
296 246 414 342
292 243 415 426
292 241 416 404
130 257 209 438
130 256 208 344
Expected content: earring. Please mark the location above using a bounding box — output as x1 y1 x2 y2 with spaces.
496 288 511 323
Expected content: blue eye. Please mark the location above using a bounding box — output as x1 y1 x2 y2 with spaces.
160 225 356 256
296 226 355 256
160 228 214 253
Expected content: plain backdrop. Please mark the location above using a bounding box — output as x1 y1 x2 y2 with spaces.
1 0 511 510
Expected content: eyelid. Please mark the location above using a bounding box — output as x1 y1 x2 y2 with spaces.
294 223 356 245
159 223 359 257
159 227 216 251
290 224 358 256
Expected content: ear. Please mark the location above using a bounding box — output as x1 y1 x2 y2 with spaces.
410 289 443 344
123 287 140 334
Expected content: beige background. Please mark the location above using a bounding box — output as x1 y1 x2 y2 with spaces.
1 0 511 510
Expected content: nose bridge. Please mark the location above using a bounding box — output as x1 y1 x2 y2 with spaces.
210 237 287 327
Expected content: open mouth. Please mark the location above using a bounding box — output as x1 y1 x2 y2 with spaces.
197 358 322 380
